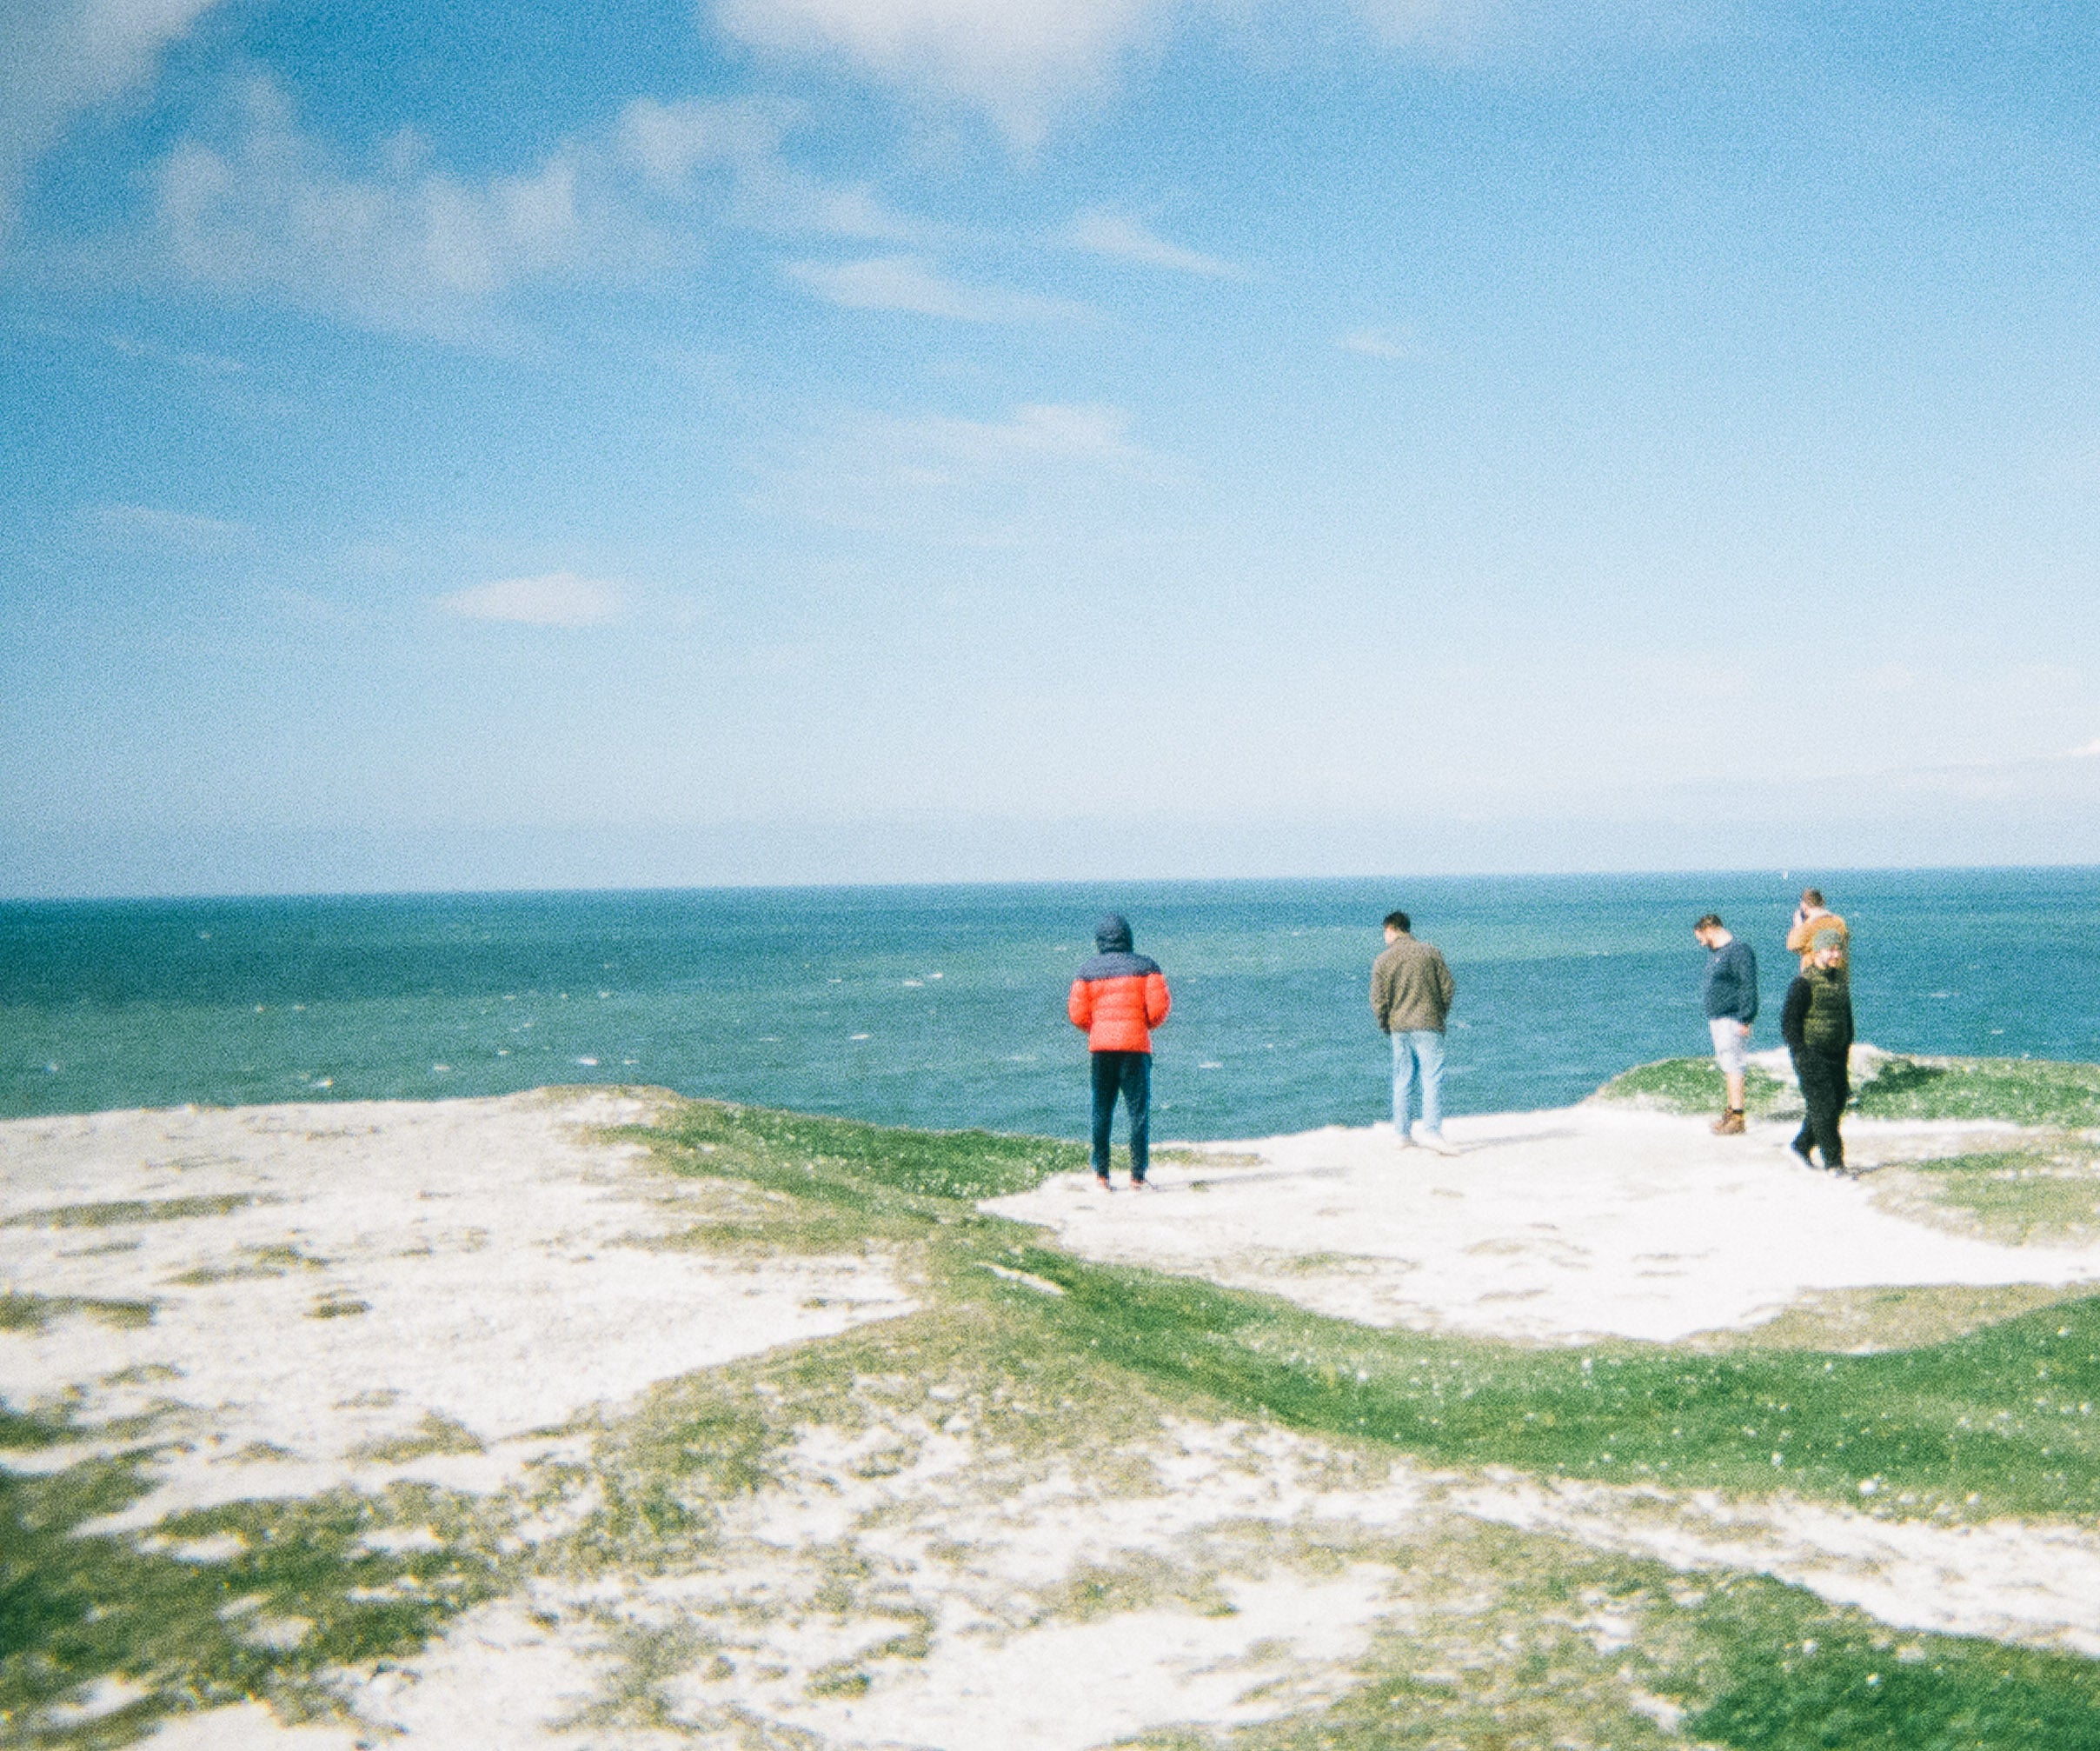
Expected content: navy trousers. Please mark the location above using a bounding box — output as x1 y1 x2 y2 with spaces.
1089 1050 1152 1180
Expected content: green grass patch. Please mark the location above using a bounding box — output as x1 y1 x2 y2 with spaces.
1678 1570 2100 1750
1854 1057 2100 1127
349 1414 486 1465
1142 1528 2100 1751
1591 1058 1788 1117
1592 1051 2100 1130
2 1195 269 1231
1687 1283 2093 1352
1876 1147 2100 1245
633 1097 2100 1522
169 1243 330 1288
988 1243 2100 1521
0 1460 504 1745
637 1099 1087 1208
535 1095 2100 1746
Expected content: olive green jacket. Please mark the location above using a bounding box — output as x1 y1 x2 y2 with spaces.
1371 935 1457 1034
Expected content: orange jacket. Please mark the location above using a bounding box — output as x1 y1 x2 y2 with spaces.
1068 960 1171 1052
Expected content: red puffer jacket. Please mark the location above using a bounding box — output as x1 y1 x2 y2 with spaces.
1068 954 1172 1053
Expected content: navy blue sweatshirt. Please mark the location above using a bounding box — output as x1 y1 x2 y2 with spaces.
1702 938 1758 1022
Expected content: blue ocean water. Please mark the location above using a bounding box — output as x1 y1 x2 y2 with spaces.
3 871 2097 1140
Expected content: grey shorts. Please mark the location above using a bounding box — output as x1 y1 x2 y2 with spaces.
1709 1016 1750 1075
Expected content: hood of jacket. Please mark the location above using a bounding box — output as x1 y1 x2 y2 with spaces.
1094 913 1133 954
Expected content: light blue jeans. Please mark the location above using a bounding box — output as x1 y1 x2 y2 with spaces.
1392 1029 1445 1135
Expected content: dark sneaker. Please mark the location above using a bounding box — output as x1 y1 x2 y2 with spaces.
1790 1137 1815 1168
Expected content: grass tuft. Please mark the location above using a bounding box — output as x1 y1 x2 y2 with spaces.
2 1195 269 1231
0 1294 156 1333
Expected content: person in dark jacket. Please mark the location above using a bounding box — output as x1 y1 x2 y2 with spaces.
1370 910 1459 1155
1693 913 1758 1135
1782 929 1855 1173
1068 914 1172 1190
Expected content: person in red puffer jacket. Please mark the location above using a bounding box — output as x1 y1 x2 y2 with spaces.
1068 913 1173 1191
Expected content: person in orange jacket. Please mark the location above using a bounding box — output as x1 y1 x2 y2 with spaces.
1068 913 1172 1191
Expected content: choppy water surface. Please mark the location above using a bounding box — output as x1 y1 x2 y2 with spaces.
4 871 2097 1138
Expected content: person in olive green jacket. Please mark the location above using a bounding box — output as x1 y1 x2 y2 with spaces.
1371 910 1459 1155
1781 929 1854 1173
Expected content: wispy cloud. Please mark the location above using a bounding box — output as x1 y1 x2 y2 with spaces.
714 0 1162 144
2070 737 2100 759
1338 325 1420 359
712 0 1718 145
436 573 624 628
758 399 1169 545
0 0 225 249
1060 210 1245 278
123 76 949 337
88 502 252 550
785 253 1093 322
615 95 931 242
150 78 633 340
103 331 246 374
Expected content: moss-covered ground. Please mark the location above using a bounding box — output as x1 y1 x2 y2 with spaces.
8 1070 2100 1745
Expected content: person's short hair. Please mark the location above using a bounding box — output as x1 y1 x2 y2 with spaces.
1694 913 1724 932
1800 887 1824 908
1384 910 1410 934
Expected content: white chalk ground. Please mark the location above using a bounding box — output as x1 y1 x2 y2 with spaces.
0 1090 913 1523
987 1103 2100 1344
6 1091 2100 1748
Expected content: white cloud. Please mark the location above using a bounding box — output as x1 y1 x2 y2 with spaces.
88 501 251 550
0 0 223 247
1352 0 1492 53
712 0 1717 141
886 401 1147 467
1338 325 1419 359
150 77 641 339
761 401 1162 542
785 253 1092 322
615 94 927 240
126 77 946 336
103 330 245 373
1060 210 1243 278
436 573 624 628
2069 738 2100 759
1355 0 1733 63
714 0 1166 143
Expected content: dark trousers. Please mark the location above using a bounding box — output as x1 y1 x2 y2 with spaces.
1791 1049 1850 1169
1090 1050 1152 1180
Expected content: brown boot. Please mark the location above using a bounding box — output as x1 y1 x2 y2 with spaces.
1711 1109 1746 1135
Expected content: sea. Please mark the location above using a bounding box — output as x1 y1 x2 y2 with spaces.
3 870 2097 1141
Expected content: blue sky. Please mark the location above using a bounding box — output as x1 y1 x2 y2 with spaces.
4 0 2099 896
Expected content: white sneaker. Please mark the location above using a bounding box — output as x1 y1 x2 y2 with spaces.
1415 1128 1460 1156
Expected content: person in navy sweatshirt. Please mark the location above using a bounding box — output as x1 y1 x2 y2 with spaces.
1693 912 1758 1135
1068 914 1172 1191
